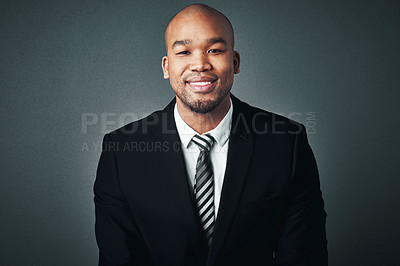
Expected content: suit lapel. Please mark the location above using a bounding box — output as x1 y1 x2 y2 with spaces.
207 95 254 264
157 99 208 262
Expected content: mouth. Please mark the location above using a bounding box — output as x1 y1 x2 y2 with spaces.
186 77 217 93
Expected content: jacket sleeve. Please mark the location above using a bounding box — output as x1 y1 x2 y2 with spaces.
94 134 152 266
274 124 328 266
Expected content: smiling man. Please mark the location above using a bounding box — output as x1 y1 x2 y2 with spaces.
94 4 328 266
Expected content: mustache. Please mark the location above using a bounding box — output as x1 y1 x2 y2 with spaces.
183 73 218 81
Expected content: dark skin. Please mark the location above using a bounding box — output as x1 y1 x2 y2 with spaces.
162 6 240 134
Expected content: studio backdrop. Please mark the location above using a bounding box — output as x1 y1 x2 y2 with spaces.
1 0 399 265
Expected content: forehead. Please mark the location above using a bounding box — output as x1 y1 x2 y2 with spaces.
165 13 232 49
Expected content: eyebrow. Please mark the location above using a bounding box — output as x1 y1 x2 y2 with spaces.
171 37 227 49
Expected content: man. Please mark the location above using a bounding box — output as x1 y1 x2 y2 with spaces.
94 4 328 266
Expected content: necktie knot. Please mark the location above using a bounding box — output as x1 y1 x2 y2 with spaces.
192 134 215 152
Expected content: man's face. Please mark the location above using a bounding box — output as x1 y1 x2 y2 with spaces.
162 13 240 114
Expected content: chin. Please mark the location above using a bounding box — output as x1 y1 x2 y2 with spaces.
185 97 222 114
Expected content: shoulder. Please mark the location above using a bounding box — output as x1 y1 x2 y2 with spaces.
232 96 303 135
103 109 166 144
104 98 176 141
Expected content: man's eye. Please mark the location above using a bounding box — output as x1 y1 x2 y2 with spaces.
177 51 190 55
208 49 223 54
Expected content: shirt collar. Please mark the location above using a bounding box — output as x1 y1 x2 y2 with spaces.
174 98 233 149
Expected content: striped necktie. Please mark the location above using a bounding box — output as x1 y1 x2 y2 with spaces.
192 133 215 246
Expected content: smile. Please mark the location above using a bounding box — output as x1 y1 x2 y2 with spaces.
189 81 213 85
186 80 216 92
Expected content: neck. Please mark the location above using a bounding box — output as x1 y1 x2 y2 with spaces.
176 94 231 135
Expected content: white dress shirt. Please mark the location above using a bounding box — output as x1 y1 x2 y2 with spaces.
174 99 233 218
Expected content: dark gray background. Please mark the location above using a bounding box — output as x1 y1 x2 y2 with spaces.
1 0 399 265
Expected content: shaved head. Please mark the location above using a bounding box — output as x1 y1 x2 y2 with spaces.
165 4 235 51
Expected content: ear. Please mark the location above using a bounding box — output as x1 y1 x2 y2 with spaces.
233 51 240 74
162 56 169 79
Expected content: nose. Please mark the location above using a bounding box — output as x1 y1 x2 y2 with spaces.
189 53 212 72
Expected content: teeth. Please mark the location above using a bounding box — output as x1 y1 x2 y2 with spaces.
190 81 212 85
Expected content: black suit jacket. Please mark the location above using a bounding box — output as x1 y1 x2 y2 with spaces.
94 95 328 266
